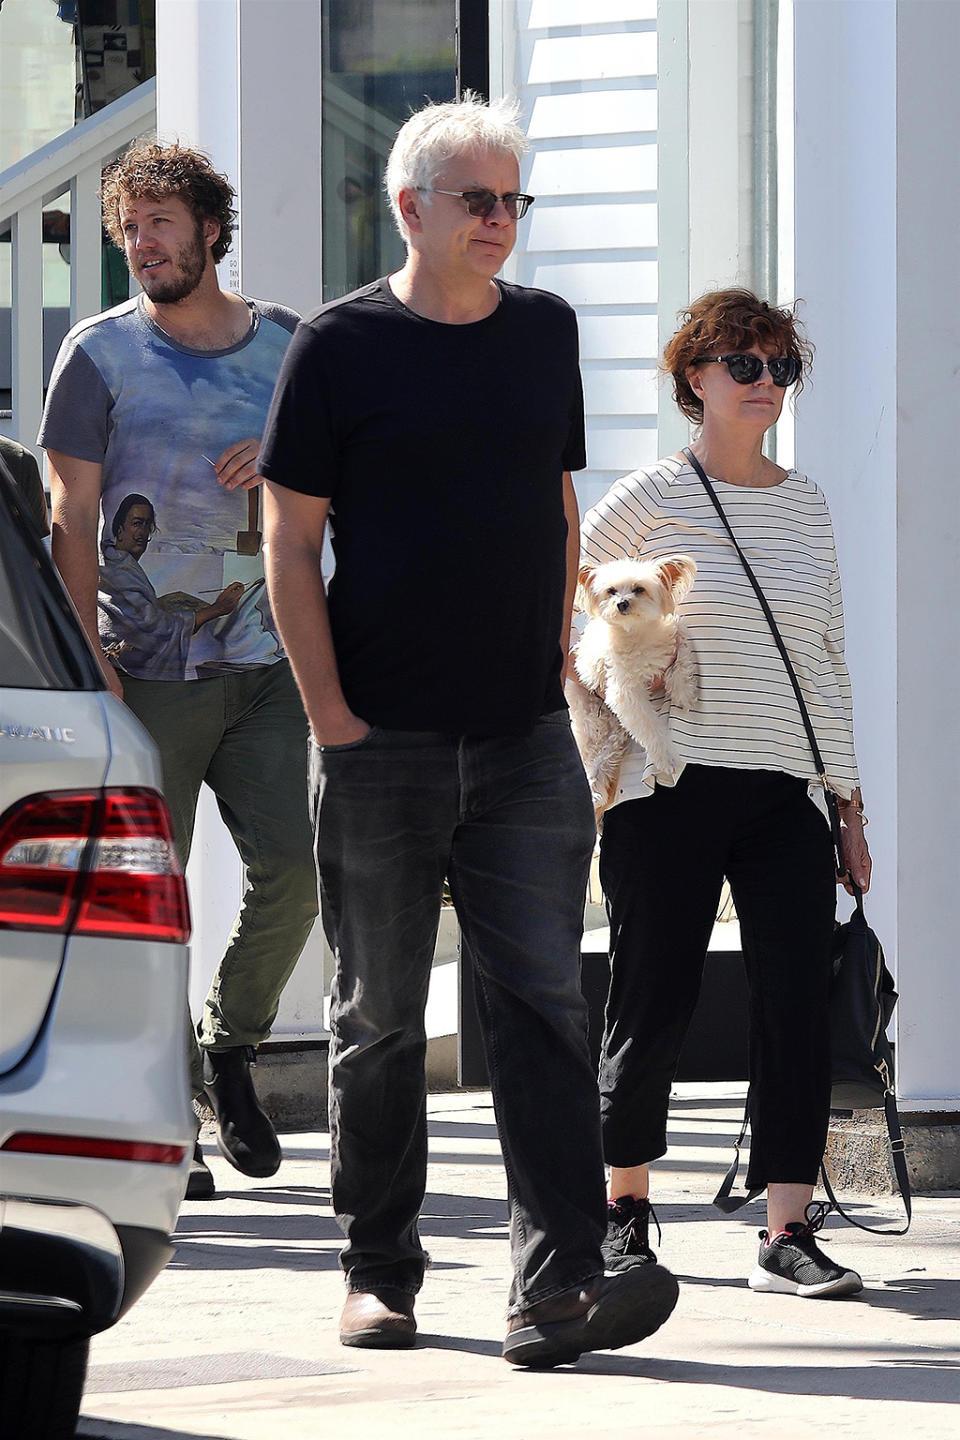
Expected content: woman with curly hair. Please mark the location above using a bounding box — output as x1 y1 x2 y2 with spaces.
577 288 871 1297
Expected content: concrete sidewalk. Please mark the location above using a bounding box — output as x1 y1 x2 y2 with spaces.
78 1086 960 1440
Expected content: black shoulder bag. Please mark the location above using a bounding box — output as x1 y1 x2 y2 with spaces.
683 447 911 1234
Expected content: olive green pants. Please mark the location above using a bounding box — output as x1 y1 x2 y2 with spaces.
123 661 318 1093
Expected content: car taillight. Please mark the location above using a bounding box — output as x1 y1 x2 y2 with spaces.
1 1133 188 1165
0 788 191 942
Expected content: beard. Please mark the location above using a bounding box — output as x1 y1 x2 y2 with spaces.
137 223 208 303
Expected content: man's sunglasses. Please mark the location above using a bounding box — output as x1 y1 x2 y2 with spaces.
697 353 801 387
426 187 536 220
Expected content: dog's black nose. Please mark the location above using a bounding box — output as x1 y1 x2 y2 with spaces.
616 599 631 613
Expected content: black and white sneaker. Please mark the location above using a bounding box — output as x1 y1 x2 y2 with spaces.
602 1194 660 1272
748 1203 862 1298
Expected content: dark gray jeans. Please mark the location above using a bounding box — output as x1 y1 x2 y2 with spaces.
311 713 607 1313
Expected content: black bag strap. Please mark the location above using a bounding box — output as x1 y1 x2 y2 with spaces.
712 1103 764 1213
683 447 911 1232
820 1092 912 1234
716 1086 912 1231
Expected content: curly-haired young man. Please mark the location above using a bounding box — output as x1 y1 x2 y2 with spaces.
39 141 318 1199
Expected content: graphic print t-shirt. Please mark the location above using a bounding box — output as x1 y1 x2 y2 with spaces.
39 296 297 681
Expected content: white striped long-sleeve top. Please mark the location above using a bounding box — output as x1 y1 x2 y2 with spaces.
579 455 861 812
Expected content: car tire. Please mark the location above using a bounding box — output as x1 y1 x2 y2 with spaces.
0 1331 89 1439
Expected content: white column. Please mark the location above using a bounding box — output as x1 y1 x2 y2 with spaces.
155 0 328 1040
156 0 241 290
792 0 897 953
157 0 323 318
793 0 959 1108
656 0 691 459
892 0 960 1105
237 2 323 313
687 0 752 299
657 0 756 456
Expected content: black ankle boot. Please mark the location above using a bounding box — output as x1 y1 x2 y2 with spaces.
602 1195 661 1270
202 1045 281 1178
186 1140 216 1200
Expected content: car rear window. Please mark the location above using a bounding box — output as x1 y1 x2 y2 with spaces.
0 462 103 690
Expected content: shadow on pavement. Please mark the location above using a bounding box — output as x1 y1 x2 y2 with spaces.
172 1182 771 1279
673 1271 960 1322
257 1102 747 1180
860 1275 960 1321
171 1190 508 1272
426 1120 501 1139
668 1094 747 1110
194 1183 333 1207
416 1332 504 1356
78 1423 231 1440
275 1141 508 1167
661 1128 747 1150
555 1352 960 1402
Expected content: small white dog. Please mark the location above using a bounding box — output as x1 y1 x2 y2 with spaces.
567 554 698 818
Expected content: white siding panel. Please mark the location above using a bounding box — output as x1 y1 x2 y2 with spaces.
587 426 659 470
528 144 657 197
526 201 656 251
577 313 659 360
528 0 656 26
525 32 656 84
583 367 658 416
501 10 665 485
527 89 657 140
527 259 657 306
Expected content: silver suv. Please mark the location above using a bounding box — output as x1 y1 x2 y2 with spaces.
0 461 194 1439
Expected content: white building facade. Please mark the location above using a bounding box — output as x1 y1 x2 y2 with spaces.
3 0 956 1140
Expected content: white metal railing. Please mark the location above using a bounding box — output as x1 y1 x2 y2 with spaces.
0 79 156 449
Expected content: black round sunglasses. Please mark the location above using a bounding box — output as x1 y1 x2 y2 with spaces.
424 187 535 221
697 353 801 387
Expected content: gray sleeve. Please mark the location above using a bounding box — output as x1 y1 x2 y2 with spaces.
252 299 301 335
37 340 114 465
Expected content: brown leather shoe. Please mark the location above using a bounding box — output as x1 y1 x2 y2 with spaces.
503 1263 679 1368
339 1287 417 1349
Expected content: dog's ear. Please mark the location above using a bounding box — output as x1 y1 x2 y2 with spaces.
656 554 697 602
575 564 596 614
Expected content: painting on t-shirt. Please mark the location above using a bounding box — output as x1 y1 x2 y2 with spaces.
98 491 281 679
38 297 297 682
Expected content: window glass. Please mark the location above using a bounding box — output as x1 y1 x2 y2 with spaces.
0 2 75 174
0 1 156 367
0 0 76 314
321 0 456 302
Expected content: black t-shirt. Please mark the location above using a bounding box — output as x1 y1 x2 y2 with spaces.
259 277 586 735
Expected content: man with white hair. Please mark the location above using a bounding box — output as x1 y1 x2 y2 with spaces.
259 95 678 1365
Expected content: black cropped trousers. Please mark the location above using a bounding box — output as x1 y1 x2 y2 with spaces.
598 764 837 1190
